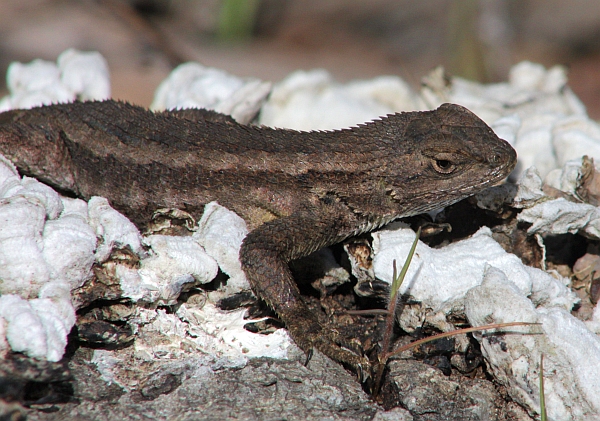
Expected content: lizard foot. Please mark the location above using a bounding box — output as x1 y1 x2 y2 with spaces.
286 315 372 381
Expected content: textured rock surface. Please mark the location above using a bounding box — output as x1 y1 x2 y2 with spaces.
23 350 379 421
382 360 531 421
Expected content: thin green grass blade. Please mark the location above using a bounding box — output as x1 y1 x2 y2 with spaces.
389 226 421 302
540 353 547 421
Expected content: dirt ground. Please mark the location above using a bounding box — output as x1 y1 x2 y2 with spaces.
1 0 600 118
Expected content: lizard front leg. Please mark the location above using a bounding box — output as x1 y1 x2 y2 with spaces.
239 205 371 374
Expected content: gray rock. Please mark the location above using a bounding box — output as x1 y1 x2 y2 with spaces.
382 360 532 421
25 348 379 421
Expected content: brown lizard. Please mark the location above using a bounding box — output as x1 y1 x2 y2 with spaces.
0 100 517 374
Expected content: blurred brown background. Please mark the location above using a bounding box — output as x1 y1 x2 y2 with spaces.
1 0 600 117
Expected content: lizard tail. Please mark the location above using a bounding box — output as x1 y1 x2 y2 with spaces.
0 108 79 194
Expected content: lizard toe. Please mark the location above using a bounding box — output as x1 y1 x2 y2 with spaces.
307 327 372 377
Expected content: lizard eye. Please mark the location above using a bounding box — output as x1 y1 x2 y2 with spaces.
432 158 456 174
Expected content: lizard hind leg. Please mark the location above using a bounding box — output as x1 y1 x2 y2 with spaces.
239 213 371 377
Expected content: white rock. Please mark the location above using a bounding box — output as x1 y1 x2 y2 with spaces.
0 295 48 359
0 292 75 362
259 69 423 130
540 308 600 417
114 265 146 303
465 267 600 418
1 49 110 111
0 196 50 298
91 349 124 388
28 296 73 361
88 196 142 262
60 197 89 221
0 155 19 186
0 154 98 302
3 176 64 219
0 317 9 357
41 214 97 289
513 112 561 178
38 282 76 327
151 62 271 124
131 307 256 366
553 115 600 166
0 155 98 361
345 75 424 112
57 48 110 101
371 224 576 313
511 166 545 208
4 59 72 109
513 62 567 95
6 59 64 96
543 158 583 195
194 201 250 294
177 302 292 362
135 235 219 305
586 302 600 334
518 198 600 239
212 78 272 124
444 78 506 124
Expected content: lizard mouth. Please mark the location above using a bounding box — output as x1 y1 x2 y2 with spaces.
457 144 517 199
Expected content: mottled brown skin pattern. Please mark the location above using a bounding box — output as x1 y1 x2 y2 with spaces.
0 100 517 373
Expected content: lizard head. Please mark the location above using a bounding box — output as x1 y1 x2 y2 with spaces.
380 103 517 216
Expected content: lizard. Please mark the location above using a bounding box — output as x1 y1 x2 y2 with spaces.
0 100 517 374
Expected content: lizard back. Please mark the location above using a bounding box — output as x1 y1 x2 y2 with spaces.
0 100 516 229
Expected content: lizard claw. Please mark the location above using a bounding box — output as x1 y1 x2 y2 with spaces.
303 348 314 367
287 316 372 380
355 360 371 383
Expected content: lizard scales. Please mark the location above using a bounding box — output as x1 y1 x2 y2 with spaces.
0 100 517 372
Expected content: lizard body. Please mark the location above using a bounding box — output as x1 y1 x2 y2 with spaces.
0 100 517 372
